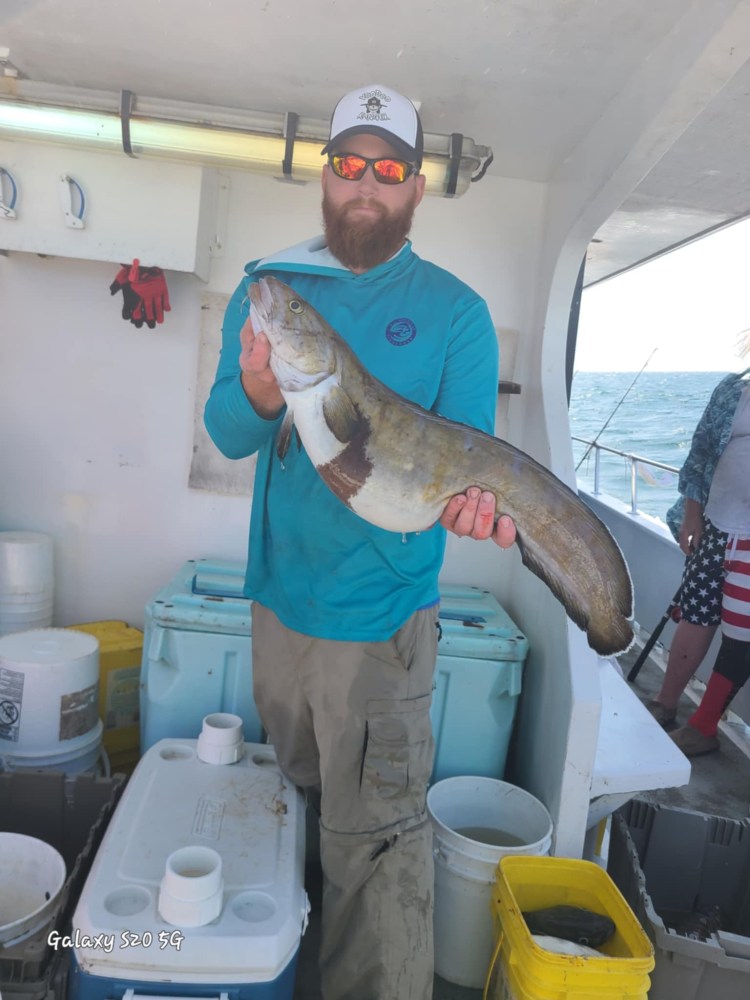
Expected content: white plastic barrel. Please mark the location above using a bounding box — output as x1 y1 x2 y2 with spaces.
0 628 102 773
428 776 553 989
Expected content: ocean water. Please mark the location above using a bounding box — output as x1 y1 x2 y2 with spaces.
569 371 730 523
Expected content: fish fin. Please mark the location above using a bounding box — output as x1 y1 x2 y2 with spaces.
276 411 295 462
322 385 361 444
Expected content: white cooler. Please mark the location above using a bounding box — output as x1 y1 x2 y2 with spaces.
69 736 309 1000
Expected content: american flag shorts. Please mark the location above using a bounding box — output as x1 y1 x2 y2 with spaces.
722 537 750 641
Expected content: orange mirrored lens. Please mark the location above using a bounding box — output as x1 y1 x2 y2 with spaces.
373 159 409 183
330 155 412 184
333 155 368 180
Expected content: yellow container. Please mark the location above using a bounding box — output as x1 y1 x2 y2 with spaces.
106 746 140 776
491 855 654 1000
67 621 142 762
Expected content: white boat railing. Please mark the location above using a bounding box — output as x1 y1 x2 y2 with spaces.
572 436 679 515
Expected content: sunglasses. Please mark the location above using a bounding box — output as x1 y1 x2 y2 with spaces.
327 153 417 185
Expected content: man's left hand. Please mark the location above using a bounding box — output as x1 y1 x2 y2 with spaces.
439 488 517 549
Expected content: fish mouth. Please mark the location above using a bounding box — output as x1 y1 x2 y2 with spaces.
248 277 274 329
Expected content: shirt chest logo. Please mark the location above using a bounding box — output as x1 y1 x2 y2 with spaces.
386 318 417 347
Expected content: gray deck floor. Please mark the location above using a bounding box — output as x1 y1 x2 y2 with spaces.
620 641 750 820
292 640 750 998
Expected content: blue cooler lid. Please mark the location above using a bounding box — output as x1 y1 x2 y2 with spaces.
437 585 528 662
145 559 251 635
146 564 527 660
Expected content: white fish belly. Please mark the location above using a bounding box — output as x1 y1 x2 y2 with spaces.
285 383 347 466
347 476 444 533
287 385 445 534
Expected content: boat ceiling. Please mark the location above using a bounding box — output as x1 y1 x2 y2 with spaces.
2 0 748 286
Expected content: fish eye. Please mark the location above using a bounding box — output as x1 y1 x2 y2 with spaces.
289 299 304 314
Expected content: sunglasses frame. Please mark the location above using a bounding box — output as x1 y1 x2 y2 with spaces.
327 153 418 185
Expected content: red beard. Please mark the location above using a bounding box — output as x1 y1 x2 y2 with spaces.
322 192 418 272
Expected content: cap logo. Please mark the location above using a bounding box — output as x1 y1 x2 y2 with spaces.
357 89 392 123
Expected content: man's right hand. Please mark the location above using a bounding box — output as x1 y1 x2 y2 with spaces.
239 317 284 417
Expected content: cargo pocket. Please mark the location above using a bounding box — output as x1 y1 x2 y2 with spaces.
360 694 434 823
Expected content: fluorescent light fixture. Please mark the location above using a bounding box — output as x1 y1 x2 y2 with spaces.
0 82 493 197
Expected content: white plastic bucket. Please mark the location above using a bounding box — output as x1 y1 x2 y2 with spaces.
0 532 54 636
0 599 54 636
0 628 101 771
0 722 104 774
0 531 54 596
428 776 553 989
0 832 67 946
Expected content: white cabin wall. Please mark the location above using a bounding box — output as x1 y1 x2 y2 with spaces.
0 162 546 634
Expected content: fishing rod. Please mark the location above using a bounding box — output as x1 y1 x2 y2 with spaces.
575 348 658 471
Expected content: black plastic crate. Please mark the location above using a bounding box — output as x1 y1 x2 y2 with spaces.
0 770 125 1000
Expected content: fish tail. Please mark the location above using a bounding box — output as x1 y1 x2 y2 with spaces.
516 531 633 656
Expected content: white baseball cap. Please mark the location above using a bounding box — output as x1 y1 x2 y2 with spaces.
322 84 424 167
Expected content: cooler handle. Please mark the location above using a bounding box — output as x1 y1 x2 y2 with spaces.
191 568 247 598
120 993 230 1000
438 611 487 624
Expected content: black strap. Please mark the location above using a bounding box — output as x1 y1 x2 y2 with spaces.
120 89 136 157
446 132 463 197
282 112 299 177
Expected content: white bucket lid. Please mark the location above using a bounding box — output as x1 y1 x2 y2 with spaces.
0 628 97 665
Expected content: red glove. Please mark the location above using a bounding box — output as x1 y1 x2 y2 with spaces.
109 264 144 323
129 263 171 329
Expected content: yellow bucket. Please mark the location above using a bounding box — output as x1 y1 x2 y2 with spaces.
67 620 142 761
489 855 654 999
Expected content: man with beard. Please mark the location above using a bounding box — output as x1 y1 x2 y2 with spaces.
204 84 514 1000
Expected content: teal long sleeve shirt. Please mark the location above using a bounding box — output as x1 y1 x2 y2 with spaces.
204 239 499 641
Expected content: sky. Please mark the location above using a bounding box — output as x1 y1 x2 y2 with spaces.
575 215 750 373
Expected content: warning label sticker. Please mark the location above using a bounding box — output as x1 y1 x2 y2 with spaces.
60 682 99 741
0 667 24 743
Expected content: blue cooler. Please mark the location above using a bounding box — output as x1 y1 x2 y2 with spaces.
69 737 308 1000
432 585 527 782
140 560 260 753
140 562 527 782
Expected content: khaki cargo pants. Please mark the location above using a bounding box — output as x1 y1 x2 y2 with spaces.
251 602 439 1000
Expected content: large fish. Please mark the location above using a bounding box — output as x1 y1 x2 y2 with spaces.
248 275 633 656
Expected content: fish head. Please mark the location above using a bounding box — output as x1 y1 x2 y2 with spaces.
248 276 337 392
